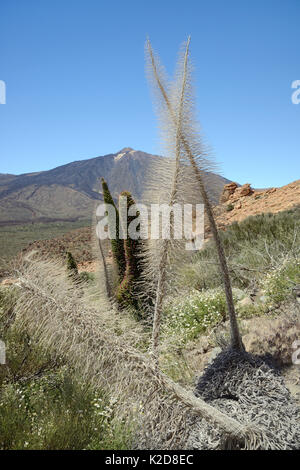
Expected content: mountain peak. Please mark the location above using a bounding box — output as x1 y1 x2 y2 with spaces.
114 147 135 162
0 148 231 224
118 147 134 153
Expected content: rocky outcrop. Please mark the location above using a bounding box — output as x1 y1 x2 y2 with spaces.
215 179 300 228
220 182 254 204
236 183 254 197
219 182 238 203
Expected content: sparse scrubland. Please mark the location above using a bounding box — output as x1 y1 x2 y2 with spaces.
173 206 300 324
180 206 300 292
160 206 300 374
0 220 91 270
0 206 299 449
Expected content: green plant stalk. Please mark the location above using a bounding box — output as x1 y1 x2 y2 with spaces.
116 191 143 309
101 178 126 280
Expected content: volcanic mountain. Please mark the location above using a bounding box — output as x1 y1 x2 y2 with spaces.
0 148 231 224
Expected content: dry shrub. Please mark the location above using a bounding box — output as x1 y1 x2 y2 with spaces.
11 256 300 449
190 348 300 449
13 256 268 450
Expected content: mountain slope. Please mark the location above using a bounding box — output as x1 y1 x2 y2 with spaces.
17 180 300 272
0 148 231 224
0 173 17 185
215 179 300 229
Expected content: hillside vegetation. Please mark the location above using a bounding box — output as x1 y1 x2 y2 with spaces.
0 206 299 449
162 206 300 349
0 220 91 270
181 205 300 292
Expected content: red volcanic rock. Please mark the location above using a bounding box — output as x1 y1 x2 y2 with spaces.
219 182 238 203
236 183 254 197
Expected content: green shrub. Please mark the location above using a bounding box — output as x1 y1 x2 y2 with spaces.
179 206 300 291
226 203 234 212
163 289 227 343
79 271 95 283
0 286 19 343
236 302 267 320
263 257 300 305
0 368 131 450
66 252 78 276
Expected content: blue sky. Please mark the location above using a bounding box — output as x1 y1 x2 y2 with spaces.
0 0 299 187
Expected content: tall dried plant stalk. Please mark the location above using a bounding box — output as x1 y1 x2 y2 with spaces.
151 38 191 362
145 38 244 352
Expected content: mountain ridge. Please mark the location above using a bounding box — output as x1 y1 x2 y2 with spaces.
0 148 231 224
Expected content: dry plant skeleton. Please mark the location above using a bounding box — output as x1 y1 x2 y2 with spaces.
14 257 300 449
145 37 244 358
14 257 266 449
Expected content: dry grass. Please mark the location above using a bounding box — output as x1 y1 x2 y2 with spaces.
6 254 298 449
12 255 272 449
